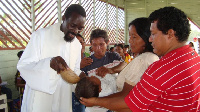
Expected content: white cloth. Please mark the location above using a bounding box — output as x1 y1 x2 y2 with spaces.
85 74 116 112
116 52 159 91
17 23 82 112
85 62 120 112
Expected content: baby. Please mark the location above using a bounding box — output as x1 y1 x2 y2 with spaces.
75 76 101 100
75 74 116 112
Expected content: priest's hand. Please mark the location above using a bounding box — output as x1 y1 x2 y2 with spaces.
79 97 97 107
50 56 68 74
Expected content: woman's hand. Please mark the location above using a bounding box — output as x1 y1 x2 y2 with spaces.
96 66 113 77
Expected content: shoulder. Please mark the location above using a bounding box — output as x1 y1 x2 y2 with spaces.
140 52 158 57
43 23 60 31
106 52 121 59
31 23 60 37
139 52 159 61
132 52 159 70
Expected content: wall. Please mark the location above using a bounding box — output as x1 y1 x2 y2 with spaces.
0 50 23 99
124 0 168 44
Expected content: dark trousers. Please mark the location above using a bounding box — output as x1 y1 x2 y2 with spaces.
72 92 85 112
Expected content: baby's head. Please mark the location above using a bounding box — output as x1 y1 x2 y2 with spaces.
75 76 101 99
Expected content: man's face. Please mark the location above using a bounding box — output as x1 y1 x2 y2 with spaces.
61 13 86 42
149 21 169 56
91 37 108 59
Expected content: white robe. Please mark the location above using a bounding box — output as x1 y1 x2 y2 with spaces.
17 23 82 112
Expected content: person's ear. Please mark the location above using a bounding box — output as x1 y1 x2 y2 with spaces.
167 29 177 43
167 29 175 39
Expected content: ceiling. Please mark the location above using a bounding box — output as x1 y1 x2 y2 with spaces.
104 0 200 28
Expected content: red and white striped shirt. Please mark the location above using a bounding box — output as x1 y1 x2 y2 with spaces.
125 45 200 112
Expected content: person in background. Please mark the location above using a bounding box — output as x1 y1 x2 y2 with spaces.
76 34 90 59
15 51 25 93
80 6 200 111
106 45 109 51
17 4 86 112
115 44 132 64
188 41 195 50
123 45 129 54
13 50 26 112
79 45 94 69
89 46 94 56
73 33 91 112
109 47 114 52
81 29 127 112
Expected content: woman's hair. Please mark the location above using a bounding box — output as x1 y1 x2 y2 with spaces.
75 77 99 100
129 17 153 53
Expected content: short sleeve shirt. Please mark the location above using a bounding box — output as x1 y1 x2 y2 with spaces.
125 45 200 112
116 52 159 91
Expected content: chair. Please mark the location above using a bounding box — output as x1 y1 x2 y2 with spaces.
0 94 8 112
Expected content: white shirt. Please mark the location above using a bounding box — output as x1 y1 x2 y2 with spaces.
17 23 82 112
116 52 159 91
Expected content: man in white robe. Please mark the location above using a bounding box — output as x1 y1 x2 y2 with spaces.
17 4 86 112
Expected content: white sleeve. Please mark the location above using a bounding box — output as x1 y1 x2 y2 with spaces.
124 57 145 85
17 30 59 94
125 53 159 85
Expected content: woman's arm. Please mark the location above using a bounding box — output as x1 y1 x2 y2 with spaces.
96 62 127 77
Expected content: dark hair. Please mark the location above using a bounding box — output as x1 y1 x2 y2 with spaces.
90 29 109 44
129 17 153 52
75 77 99 100
124 45 129 48
17 50 24 58
148 6 190 42
115 44 124 49
110 47 114 51
189 42 194 47
64 4 86 20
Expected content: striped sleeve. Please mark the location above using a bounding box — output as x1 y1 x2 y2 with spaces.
124 70 163 111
